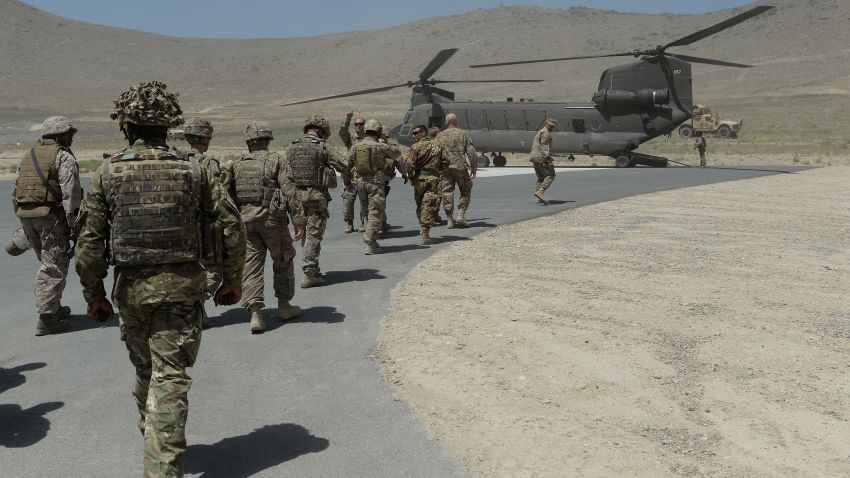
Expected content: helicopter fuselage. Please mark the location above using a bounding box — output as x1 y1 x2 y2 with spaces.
392 56 693 163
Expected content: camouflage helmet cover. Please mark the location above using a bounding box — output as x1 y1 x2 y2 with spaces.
41 116 78 137
183 117 213 139
244 121 273 140
111 80 184 128
363 119 382 133
5 227 31 256
303 114 330 138
544 117 559 128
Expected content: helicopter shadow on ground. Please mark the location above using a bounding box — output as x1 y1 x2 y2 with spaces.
0 361 63 448
185 423 329 478
321 268 386 285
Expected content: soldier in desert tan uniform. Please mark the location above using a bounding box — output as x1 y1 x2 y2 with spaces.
436 113 477 228
12 115 81 335
530 118 558 205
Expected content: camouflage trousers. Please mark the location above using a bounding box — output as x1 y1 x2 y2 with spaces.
118 299 203 478
699 151 707 167
440 168 473 215
19 212 70 315
343 184 367 225
241 221 296 309
413 175 441 227
358 179 386 244
533 159 556 192
301 199 329 274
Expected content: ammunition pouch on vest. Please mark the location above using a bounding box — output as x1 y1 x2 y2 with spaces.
382 157 397 179
101 147 202 266
14 141 63 218
288 139 324 187
231 152 279 208
353 143 379 176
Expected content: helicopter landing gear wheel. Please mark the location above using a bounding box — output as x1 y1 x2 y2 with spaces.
615 155 633 168
493 154 507 167
477 155 490 168
679 125 694 138
716 125 732 138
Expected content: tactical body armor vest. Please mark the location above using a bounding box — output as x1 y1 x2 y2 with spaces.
231 151 279 206
287 139 324 187
14 139 63 216
353 142 380 176
103 147 201 266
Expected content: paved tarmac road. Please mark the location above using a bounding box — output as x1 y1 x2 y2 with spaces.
0 165 801 477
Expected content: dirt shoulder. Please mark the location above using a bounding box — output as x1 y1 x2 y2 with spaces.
375 166 850 477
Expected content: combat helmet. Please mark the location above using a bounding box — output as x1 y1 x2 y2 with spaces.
111 80 183 128
303 114 330 138
4 227 30 256
41 116 77 137
183 117 214 139
244 121 273 141
363 119 382 134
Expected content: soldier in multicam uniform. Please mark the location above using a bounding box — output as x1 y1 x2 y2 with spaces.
346 119 401 255
11 115 81 335
436 113 477 228
227 122 305 333
530 118 558 205
405 125 449 245
184 117 230 301
338 112 367 233
286 114 349 286
694 135 707 167
75 81 246 477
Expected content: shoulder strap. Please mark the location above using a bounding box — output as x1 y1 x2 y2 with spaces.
30 148 63 202
101 156 112 209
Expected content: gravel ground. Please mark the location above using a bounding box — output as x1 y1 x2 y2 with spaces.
375 166 850 477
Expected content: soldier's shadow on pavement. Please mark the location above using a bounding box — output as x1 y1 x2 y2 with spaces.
285 306 345 326
65 314 119 333
0 401 63 448
380 243 430 254
322 268 386 285
0 362 46 395
433 235 473 245
185 423 329 478
382 228 425 239
540 200 574 206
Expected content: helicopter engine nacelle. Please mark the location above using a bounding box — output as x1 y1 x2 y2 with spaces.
592 88 670 110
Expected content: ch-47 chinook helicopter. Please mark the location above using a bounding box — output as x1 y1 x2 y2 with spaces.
283 5 774 168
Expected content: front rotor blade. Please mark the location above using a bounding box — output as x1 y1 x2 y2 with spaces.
469 52 632 69
664 6 775 49
281 83 410 106
433 79 544 84
419 48 459 81
667 53 753 68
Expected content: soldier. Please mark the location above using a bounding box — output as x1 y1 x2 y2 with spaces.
75 81 246 476
530 118 558 205
338 112 367 233
228 121 305 333
11 115 81 336
436 113 477 228
695 135 707 167
184 117 229 301
287 114 349 285
347 119 401 254
405 125 449 245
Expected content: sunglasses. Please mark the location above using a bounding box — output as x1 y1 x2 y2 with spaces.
354 122 365 126
412 130 424 135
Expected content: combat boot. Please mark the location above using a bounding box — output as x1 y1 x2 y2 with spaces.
277 299 302 321
420 226 434 245
358 222 366 233
301 270 325 288
534 189 548 205
446 215 456 229
382 222 391 233
456 209 469 228
344 221 354 234
35 313 71 336
57 305 72 318
365 241 383 255
249 305 265 334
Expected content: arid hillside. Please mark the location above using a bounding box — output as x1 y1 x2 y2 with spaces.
1 0 848 152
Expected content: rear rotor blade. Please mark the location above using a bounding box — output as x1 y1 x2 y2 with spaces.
281 83 410 106
429 87 455 101
664 6 775 49
667 53 754 68
469 52 633 69
433 79 544 84
419 48 459 80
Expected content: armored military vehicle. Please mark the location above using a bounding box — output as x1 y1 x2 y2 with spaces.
678 104 742 139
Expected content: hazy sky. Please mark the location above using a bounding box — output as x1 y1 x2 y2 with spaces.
21 1 754 39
